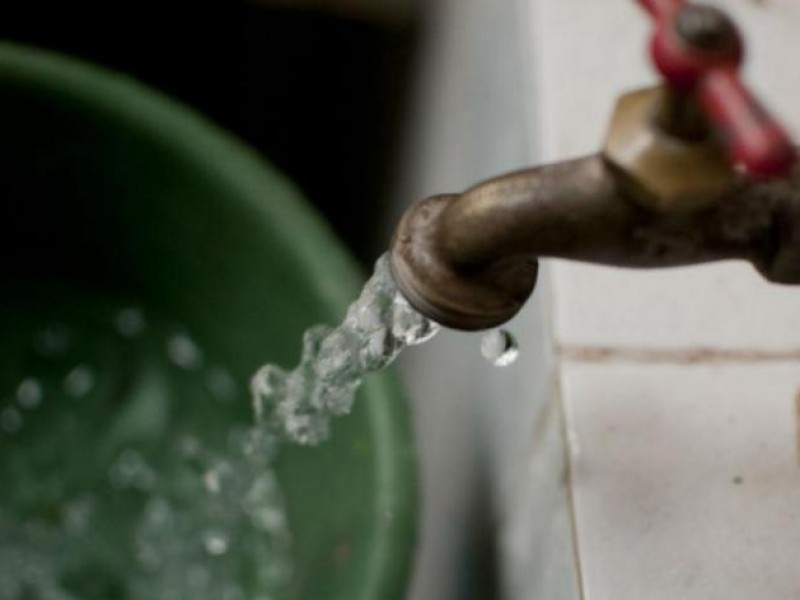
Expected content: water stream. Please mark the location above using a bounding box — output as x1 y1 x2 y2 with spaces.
0 253 441 599
251 253 439 446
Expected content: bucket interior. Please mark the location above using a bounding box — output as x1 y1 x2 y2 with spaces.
0 44 414 600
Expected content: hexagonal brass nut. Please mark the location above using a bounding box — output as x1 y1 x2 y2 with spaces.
602 87 735 213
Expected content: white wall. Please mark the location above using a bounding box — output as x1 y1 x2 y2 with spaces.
533 1 800 598
395 0 576 597
397 0 800 598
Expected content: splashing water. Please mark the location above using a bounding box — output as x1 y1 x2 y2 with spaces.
251 254 440 446
0 254 441 598
0 304 294 599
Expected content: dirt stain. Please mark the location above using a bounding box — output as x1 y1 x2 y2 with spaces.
559 345 800 365
796 390 800 467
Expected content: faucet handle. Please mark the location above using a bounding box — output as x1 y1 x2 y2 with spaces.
638 0 796 177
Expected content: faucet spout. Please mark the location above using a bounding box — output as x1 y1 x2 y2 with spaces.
390 2 799 332
390 154 800 330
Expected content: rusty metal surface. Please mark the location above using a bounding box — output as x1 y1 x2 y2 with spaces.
390 3 798 332
602 86 734 212
391 153 800 330
674 5 739 52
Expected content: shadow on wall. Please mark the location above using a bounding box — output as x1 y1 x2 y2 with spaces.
0 0 421 264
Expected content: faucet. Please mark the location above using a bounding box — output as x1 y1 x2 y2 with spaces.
389 0 799 330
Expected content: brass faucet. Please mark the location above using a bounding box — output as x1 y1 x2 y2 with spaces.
390 1 799 330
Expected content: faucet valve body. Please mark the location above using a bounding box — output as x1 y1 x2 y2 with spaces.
390 1 799 331
640 0 795 177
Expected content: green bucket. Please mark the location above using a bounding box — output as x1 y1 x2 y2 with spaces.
0 43 415 599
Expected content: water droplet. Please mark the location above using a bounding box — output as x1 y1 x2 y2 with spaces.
481 329 519 367
203 531 229 556
135 545 161 572
203 469 221 495
16 378 42 409
1 407 23 433
166 333 203 370
115 307 146 338
63 365 95 398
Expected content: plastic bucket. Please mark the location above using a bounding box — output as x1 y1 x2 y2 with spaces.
0 43 415 599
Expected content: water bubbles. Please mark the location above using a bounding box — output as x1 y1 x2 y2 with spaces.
205 366 237 402
33 323 72 358
221 586 246 600
0 407 23 433
179 435 202 459
203 469 222 495
63 365 95 398
187 565 211 588
203 531 229 556
143 496 173 528
135 497 173 572
250 505 285 534
481 329 519 367
250 365 287 423
108 449 156 491
0 255 443 598
115 307 147 338
16 377 43 409
0 515 71 600
62 496 95 536
391 294 440 346
167 333 203 370
128 427 293 598
280 411 330 446
1 303 298 599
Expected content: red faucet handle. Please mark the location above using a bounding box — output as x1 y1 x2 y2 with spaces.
699 69 795 177
640 1 796 177
637 0 684 21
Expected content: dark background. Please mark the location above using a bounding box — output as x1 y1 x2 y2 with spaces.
0 1 420 264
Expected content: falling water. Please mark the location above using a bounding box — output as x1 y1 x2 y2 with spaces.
251 253 440 446
0 253 441 599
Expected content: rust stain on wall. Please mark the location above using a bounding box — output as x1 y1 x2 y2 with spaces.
559 345 800 365
795 390 800 467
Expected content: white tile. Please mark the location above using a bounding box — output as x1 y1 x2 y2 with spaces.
562 362 800 600
551 260 800 350
477 276 580 600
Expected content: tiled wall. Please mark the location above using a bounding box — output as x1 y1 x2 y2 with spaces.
530 0 800 598
398 0 800 598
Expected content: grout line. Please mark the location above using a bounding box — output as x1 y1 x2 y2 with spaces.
554 367 587 600
795 389 800 468
558 344 800 365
